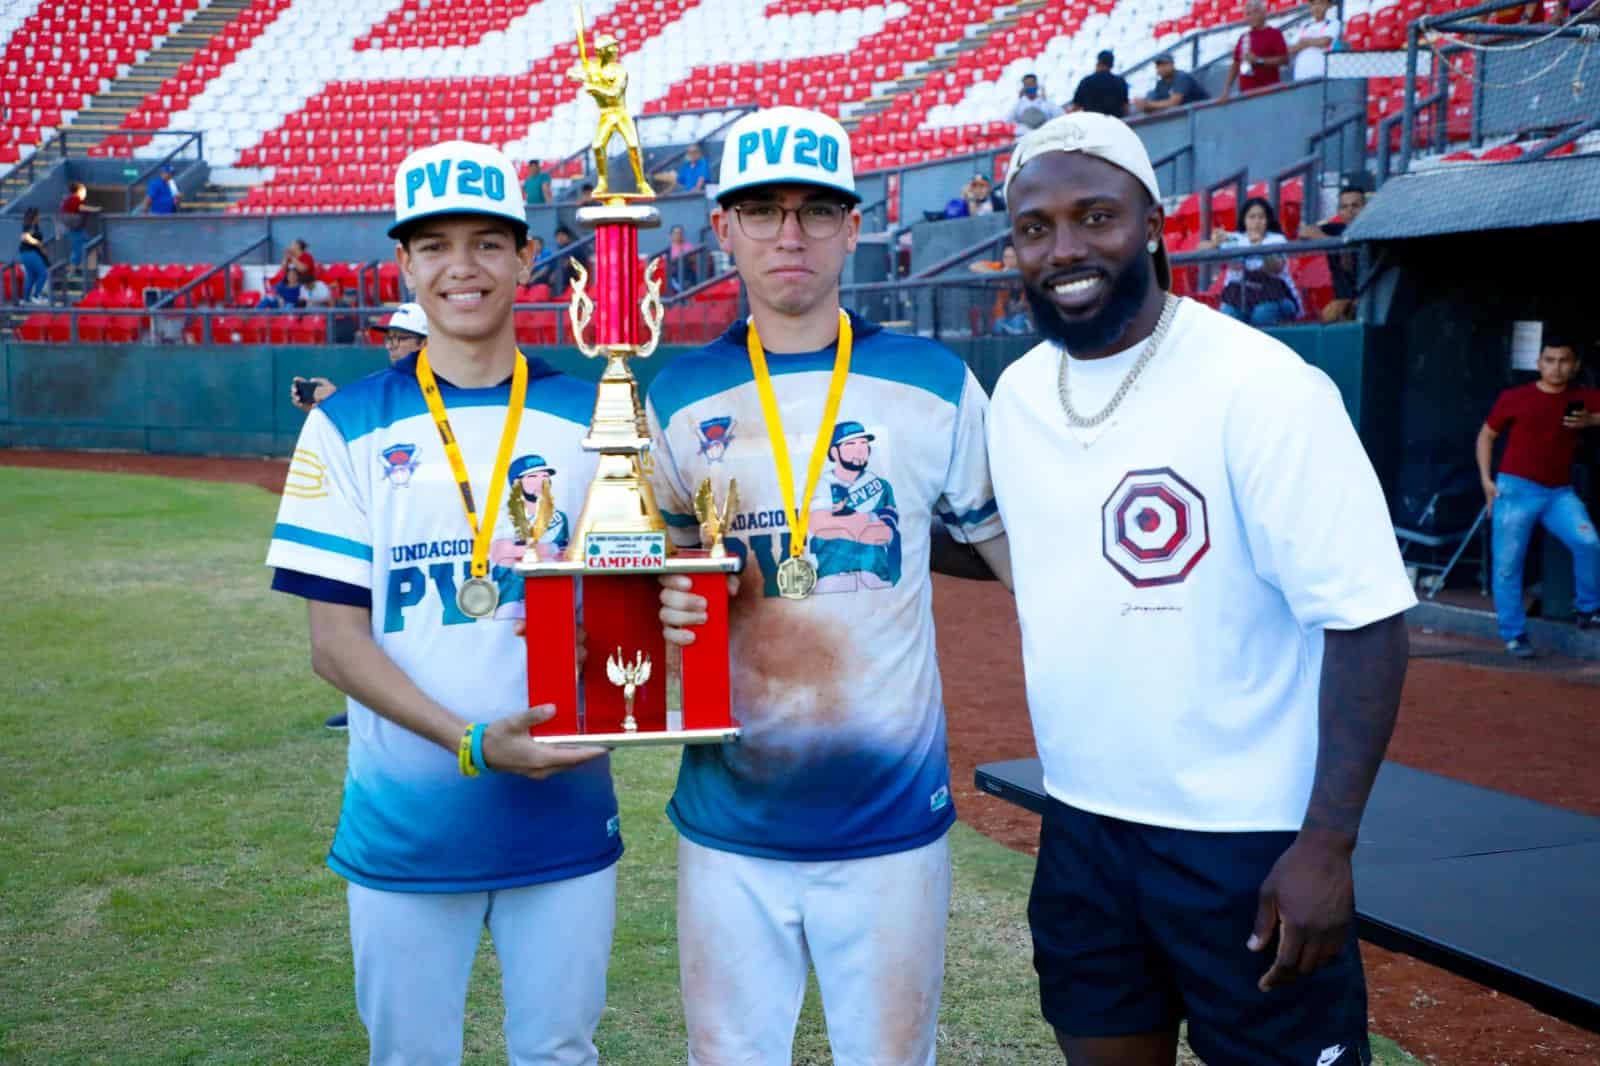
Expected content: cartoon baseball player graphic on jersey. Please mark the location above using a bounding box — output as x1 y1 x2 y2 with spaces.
809 420 901 594
489 453 572 618
510 453 571 554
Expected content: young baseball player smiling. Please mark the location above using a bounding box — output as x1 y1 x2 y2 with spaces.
266 140 618 1066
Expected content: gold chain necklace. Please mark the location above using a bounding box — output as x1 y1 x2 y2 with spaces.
1056 294 1181 429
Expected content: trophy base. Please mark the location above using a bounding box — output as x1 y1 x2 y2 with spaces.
520 559 739 743
532 726 741 748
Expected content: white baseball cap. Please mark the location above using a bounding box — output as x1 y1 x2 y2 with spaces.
1004 113 1169 289
389 140 528 241
372 302 429 337
716 106 859 205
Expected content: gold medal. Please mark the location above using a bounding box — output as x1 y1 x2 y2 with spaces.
456 576 501 618
747 310 852 600
775 556 818 600
415 346 529 622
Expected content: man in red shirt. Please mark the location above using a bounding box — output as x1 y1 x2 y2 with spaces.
1221 0 1290 98
1476 338 1600 655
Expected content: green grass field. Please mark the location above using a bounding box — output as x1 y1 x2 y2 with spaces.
0 466 1419 1065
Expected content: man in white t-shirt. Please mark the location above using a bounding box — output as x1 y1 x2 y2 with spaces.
1289 0 1342 80
987 112 1415 1066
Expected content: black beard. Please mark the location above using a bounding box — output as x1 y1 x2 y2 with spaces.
838 456 868 473
1024 250 1153 355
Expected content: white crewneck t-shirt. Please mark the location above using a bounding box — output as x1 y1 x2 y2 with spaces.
988 298 1415 832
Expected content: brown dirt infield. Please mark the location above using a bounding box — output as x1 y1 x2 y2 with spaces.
7 445 1597 1066
0 448 290 492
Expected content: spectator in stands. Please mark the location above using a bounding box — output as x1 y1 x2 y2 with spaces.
667 223 698 292
523 235 558 291
1069 50 1130 118
655 142 710 195
1197 196 1300 325
1476 337 1600 656
143 165 180 215
523 160 552 205
282 239 316 282
1487 0 1545 26
1133 54 1211 112
1288 0 1342 81
549 225 588 295
1299 185 1366 322
968 243 1031 335
1220 0 1290 99
17 208 49 303
59 182 101 279
1010 73 1063 133
290 303 429 414
261 266 307 310
303 272 334 308
330 289 363 344
943 173 1005 218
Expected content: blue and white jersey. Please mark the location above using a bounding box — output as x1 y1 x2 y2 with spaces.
266 353 622 893
645 313 1003 861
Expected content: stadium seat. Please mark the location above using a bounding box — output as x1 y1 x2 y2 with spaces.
0 0 198 154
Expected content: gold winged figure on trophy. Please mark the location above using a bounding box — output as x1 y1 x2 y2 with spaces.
693 478 740 559
606 648 652 732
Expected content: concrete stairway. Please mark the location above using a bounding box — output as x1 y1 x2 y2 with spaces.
843 0 1050 129
65 0 253 149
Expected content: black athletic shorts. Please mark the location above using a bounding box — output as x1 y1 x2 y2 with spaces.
1027 796 1371 1066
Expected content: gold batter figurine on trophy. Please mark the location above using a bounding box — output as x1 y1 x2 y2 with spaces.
569 15 653 199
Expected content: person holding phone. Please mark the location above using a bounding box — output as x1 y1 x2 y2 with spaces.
1011 72 1063 132
1475 337 1600 656
290 303 430 416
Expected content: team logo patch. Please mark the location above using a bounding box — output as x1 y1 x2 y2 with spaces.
697 416 734 462
379 442 420 487
1101 467 1210 588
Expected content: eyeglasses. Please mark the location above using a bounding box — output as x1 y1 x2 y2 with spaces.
731 201 849 241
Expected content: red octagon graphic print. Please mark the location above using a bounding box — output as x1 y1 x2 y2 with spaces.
1101 468 1210 587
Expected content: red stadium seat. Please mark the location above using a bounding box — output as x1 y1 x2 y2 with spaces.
291 315 328 344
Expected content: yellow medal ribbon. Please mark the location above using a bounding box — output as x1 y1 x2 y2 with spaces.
415 346 529 582
746 310 853 562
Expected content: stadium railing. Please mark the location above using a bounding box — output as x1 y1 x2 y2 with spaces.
1383 0 1600 178
841 237 1358 342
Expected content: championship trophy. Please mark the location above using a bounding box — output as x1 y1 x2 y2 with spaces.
514 12 741 746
